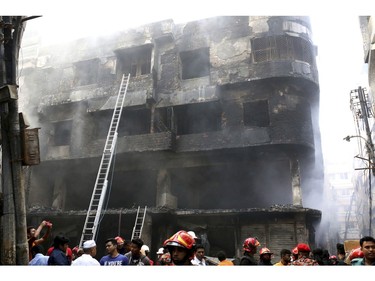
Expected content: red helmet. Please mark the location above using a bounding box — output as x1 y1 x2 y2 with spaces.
259 247 273 255
349 247 364 260
163 230 195 250
72 246 79 254
243 237 260 252
160 252 172 265
297 243 311 252
292 247 298 255
115 236 124 244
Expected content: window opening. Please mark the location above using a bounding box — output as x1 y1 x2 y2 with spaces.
53 120 73 146
73 59 99 86
116 45 152 77
243 100 270 127
180 48 210 80
174 101 221 135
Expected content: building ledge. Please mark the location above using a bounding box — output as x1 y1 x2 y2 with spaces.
27 204 321 218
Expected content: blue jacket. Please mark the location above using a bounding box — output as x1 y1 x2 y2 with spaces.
48 248 70 265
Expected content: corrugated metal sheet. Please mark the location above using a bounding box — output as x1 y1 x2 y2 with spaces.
241 222 297 261
268 223 296 259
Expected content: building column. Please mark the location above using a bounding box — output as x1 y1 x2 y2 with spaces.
294 213 308 244
156 169 177 208
290 156 303 206
51 177 67 210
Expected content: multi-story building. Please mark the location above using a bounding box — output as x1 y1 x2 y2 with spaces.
323 159 359 252
350 16 375 238
20 16 323 260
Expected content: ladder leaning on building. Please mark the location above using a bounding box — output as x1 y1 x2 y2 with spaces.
79 73 130 248
131 206 147 240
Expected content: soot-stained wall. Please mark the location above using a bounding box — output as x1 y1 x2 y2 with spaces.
21 16 322 257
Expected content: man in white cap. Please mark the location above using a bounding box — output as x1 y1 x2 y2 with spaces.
71 240 100 266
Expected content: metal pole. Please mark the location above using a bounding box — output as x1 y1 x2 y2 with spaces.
369 155 373 237
370 171 373 237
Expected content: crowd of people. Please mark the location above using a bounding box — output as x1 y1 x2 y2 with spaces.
27 221 375 266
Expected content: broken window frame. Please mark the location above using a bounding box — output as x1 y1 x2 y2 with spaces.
251 35 314 65
115 45 152 78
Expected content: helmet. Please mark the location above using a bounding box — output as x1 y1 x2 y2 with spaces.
163 230 195 250
141 245 149 252
140 244 149 256
292 247 298 255
156 247 164 255
297 243 311 252
349 247 364 260
160 252 172 265
115 236 124 244
259 247 273 255
243 237 260 252
187 231 198 239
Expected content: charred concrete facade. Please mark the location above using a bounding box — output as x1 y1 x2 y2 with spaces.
20 16 322 260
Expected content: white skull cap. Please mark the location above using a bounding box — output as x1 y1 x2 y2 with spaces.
83 240 96 249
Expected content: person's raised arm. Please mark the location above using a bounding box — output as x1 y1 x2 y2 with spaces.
35 221 52 245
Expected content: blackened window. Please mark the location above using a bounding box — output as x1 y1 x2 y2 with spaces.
53 120 72 146
116 45 152 77
180 48 210 80
118 108 151 136
175 101 221 135
243 100 270 127
73 59 99 86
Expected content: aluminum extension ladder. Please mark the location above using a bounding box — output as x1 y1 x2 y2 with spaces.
79 73 130 247
131 206 147 240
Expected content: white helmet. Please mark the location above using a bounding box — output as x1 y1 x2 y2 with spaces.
156 247 164 255
187 231 198 239
140 244 149 256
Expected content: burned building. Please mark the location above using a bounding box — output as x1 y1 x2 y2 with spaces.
20 16 322 260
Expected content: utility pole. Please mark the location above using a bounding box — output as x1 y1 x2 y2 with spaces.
348 86 374 237
0 16 28 265
357 86 374 237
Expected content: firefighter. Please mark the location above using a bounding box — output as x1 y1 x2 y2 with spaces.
258 247 273 265
348 247 364 265
163 230 195 265
291 246 298 261
239 237 260 265
291 243 319 266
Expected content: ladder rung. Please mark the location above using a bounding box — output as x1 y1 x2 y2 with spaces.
80 74 130 248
